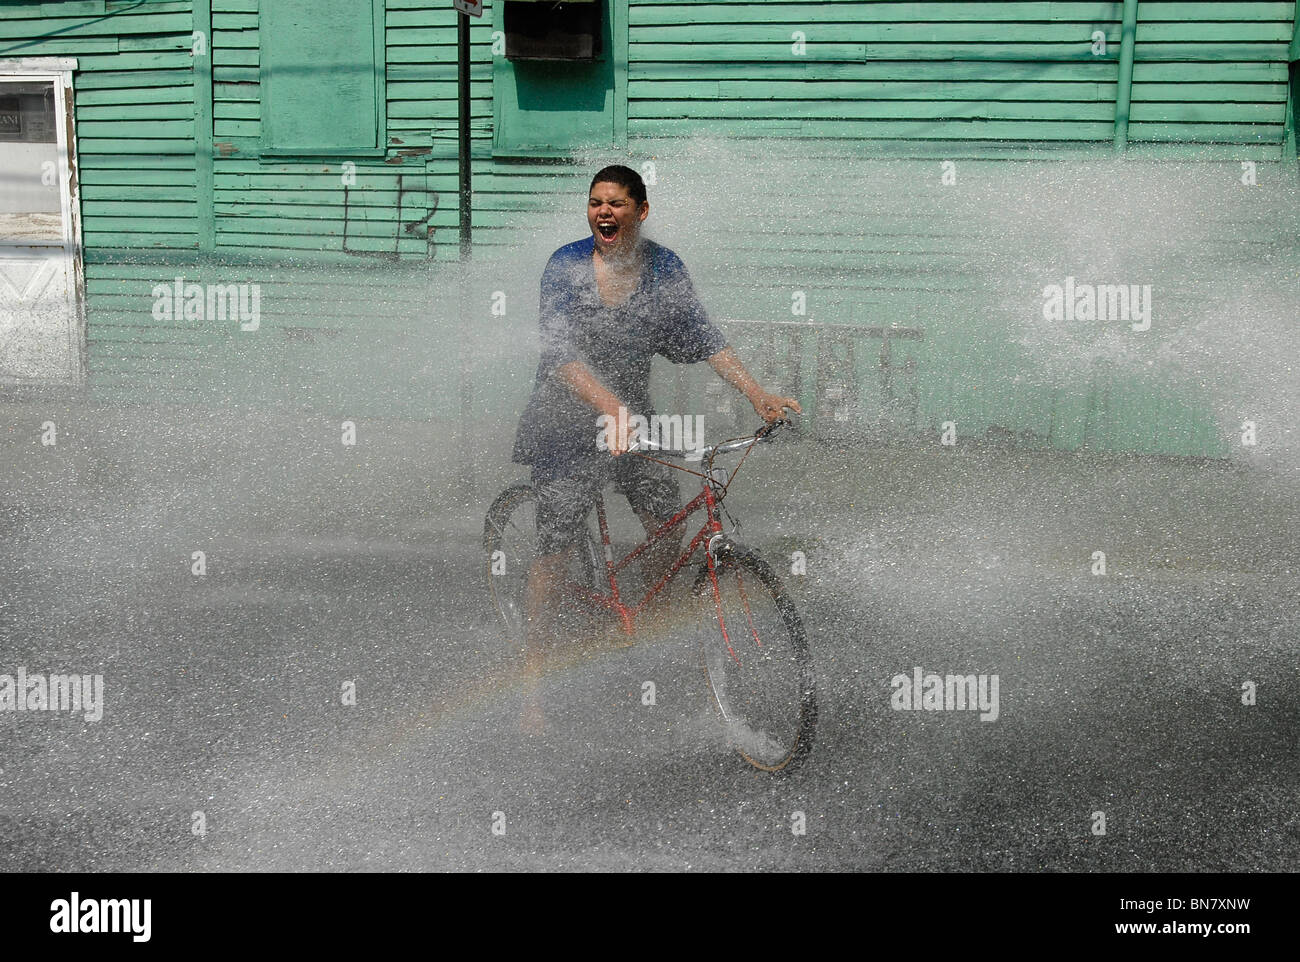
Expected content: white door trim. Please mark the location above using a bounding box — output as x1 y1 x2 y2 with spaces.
0 57 86 385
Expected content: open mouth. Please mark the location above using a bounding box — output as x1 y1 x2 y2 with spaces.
597 221 619 242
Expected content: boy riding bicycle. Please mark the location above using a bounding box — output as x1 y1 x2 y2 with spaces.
512 165 800 732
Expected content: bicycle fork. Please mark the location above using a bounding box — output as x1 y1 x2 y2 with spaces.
697 486 761 669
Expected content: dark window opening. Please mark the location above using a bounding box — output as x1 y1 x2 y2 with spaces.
504 1 602 61
0 84 56 143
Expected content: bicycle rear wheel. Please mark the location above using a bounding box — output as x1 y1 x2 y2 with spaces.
696 550 816 774
483 483 603 645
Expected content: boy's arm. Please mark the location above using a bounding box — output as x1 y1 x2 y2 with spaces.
555 360 623 420
707 347 803 423
535 255 632 456
653 252 796 421
555 360 634 456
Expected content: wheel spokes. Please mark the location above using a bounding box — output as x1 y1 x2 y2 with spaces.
702 559 809 771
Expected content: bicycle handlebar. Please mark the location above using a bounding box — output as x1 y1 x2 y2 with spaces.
628 418 793 459
712 417 792 454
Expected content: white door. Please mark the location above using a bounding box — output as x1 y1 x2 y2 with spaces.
0 59 85 385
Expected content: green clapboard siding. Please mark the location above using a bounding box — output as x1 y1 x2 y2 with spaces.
1 0 1294 458
1129 0 1295 142
0 0 198 253
627 0 1291 147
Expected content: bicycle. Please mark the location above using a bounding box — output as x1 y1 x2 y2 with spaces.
483 419 817 774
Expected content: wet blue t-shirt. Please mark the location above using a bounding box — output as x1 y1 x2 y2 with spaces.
512 236 727 481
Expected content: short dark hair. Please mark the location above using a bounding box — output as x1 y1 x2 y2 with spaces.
589 164 646 207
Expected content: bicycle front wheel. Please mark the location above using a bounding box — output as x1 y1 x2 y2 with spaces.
697 550 816 774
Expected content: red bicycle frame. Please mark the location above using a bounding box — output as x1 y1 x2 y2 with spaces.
562 477 723 635
559 420 790 642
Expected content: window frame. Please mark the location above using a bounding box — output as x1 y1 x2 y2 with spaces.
258 0 387 159
492 0 628 159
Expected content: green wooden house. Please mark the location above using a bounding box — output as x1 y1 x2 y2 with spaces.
2 0 1297 458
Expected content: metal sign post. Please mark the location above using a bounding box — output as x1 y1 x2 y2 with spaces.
453 1 482 483
453 0 481 259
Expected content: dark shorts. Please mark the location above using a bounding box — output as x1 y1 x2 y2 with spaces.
533 455 682 556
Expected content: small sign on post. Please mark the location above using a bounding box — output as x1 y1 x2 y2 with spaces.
453 0 483 17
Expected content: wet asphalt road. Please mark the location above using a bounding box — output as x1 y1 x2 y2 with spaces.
1 404 1297 871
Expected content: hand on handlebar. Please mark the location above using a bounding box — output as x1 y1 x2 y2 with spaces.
755 417 792 441
751 391 802 424
596 404 637 457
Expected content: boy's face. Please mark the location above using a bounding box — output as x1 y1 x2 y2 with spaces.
588 181 648 256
